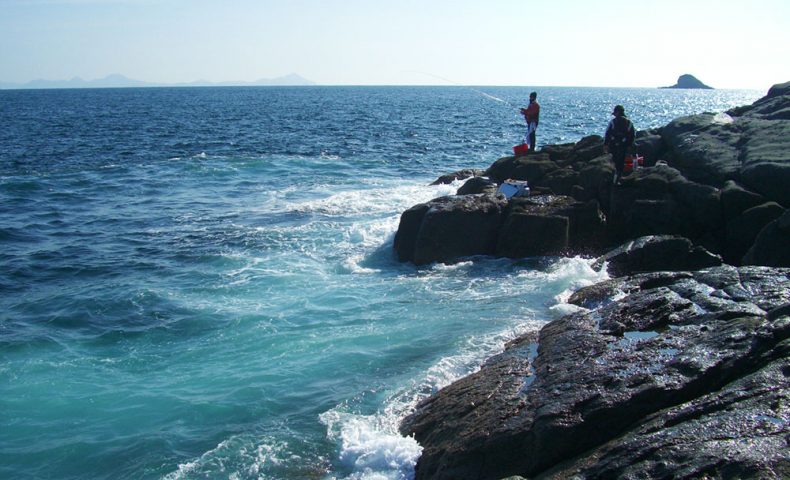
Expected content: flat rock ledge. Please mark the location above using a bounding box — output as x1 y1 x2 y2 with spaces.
401 266 790 479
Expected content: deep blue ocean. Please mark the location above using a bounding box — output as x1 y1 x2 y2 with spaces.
0 86 760 479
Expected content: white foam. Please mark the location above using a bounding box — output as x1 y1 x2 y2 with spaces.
320 319 542 479
288 180 458 217
321 410 422 480
163 434 297 480
545 256 609 313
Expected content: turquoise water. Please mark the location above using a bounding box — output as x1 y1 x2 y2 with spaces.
0 86 761 479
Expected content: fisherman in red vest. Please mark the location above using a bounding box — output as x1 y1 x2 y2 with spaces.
520 91 540 152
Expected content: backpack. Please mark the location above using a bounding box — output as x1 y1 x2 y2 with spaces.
609 116 634 147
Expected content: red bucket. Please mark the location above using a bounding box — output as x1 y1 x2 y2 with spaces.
513 143 530 156
624 154 644 173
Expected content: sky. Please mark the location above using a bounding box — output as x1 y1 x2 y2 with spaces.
1 0 788 90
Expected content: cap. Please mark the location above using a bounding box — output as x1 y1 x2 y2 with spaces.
612 105 625 115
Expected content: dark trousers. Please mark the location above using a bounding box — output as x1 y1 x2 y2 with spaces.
612 147 627 178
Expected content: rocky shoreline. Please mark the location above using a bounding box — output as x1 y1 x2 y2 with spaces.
394 82 790 479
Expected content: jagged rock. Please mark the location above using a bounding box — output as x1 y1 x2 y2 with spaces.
430 169 485 185
743 210 790 267
457 176 497 195
393 194 508 265
592 235 722 277
541 359 790 480
401 266 790 479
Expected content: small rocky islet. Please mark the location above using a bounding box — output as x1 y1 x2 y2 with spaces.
394 81 790 479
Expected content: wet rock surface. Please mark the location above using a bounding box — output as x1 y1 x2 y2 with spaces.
592 235 722 277
401 266 790 479
395 82 790 479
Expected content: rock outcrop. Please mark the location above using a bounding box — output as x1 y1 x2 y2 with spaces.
395 82 790 267
395 82 790 479
661 74 713 89
393 194 607 265
401 266 790 479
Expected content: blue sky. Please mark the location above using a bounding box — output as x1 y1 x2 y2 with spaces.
1 0 788 89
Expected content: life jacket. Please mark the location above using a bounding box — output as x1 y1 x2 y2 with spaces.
607 116 634 147
524 101 540 124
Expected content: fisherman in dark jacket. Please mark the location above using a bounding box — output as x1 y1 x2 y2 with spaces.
603 104 635 185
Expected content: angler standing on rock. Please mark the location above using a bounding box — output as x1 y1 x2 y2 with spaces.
520 91 540 151
603 104 635 185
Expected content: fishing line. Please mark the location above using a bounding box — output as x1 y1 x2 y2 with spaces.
408 70 531 146
409 70 521 112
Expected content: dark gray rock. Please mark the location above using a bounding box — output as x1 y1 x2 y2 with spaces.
592 235 722 277
608 164 723 249
541 359 790 480
484 153 555 185
660 113 742 186
430 169 485 185
633 130 662 165
393 194 508 265
457 176 497 195
720 180 767 220
495 195 606 258
401 266 790 479
743 210 790 267
724 202 785 263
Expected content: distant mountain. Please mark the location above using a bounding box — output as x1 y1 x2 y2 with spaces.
661 74 713 89
0 73 315 90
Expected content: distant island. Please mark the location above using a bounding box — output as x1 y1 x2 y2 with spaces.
661 74 713 89
0 73 315 90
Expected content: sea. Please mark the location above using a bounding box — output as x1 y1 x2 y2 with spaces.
0 85 761 480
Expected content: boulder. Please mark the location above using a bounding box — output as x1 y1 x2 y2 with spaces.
401 266 790 479
569 135 605 165
484 153 556 185
607 164 722 249
430 169 485 185
393 194 508 265
456 176 497 195
660 113 742 186
633 130 662 166
592 235 722 277
720 180 767 221
743 210 790 267
724 202 785 263
495 195 606 258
